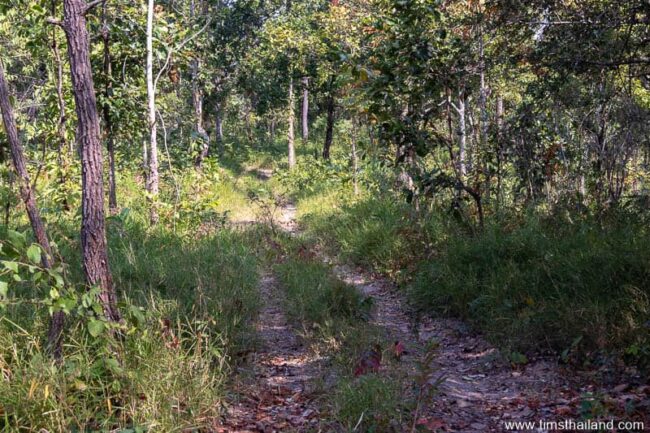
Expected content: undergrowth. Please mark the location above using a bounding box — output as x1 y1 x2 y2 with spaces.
289 163 650 370
0 167 262 431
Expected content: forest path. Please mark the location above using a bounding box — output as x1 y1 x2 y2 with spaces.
269 196 647 432
218 171 322 432
218 270 323 432
220 169 647 433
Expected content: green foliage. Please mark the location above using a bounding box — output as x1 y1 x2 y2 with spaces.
0 299 225 432
300 194 429 279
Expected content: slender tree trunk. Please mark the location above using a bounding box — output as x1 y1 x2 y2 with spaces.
456 93 467 181
215 104 224 156
102 4 117 213
495 96 504 209
51 15 72 211
478 34 489 202
0 61 65 356
301 76 309 143
287 76 296 169
351 116 359 196
192 61 209 167
244 101 254 146
62 0 121 322
323 93 335 159
191 0 209 168
146 0 159 224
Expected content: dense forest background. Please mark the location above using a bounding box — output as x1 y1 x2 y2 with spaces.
0 0 649 431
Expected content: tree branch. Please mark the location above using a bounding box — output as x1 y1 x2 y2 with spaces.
46 17 64 27
154 19 211 91
84 0 107 15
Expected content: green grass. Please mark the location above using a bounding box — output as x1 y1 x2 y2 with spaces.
292 180 650 369
0 166 263 431
409 216 650 363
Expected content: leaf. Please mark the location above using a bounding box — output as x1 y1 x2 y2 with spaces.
26 244 41 264
7 230 26 249
2 261 19 273
0 281 7 298
87 319 105 337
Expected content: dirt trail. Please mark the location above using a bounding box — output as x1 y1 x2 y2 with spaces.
222 180 648 432
276 200 648 432
219 269 323 432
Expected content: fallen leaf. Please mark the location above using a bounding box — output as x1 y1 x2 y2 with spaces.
416 417 446 431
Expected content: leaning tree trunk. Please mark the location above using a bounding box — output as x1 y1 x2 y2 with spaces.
0 61 65 357
102 4 117 213
301 76 309 143
62 0 121 322
287 76 296 169
146 0 159 224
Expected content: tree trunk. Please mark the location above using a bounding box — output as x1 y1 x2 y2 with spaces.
351 116 359 196
102 4 117 214
146 0 159 224
50 2 71 211
62 0 121 322
287 76 296 169
191 0 209 168
301 76 309 143
456 93 467 181
495 96 504 208
192 61 209 167
0 61 65 357
215 105 224 156
323 92 335 159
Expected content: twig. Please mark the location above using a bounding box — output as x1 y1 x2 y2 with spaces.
154 19 212 92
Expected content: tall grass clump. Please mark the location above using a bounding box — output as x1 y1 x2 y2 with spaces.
300 195 438 279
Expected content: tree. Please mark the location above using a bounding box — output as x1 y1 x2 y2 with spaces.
301 76 309 142
0 60 65 356
145 0 159 225
54 0 121 322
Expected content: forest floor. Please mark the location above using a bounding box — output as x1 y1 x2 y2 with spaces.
217 171 649 433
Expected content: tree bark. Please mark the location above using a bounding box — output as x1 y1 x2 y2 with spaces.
0 61 65 357
287 76 296 169
102 3 117 213
301 76 309 143
62 0 121 322
146 0 159 224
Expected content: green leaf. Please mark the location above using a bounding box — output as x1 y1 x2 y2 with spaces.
87 319 105 337
7 230 26 249
0 281 8 298
26 244 41 264
2 261 19 273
